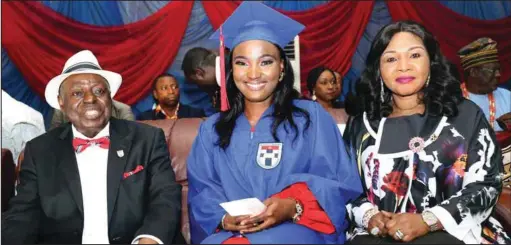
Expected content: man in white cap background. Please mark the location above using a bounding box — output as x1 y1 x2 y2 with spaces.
2 50 183 244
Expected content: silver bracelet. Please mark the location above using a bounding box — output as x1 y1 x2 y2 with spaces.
362 208 379 229
292 200 304 223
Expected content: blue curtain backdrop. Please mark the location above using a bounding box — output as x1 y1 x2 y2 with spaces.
2 0 510 127
262 1 328 11
2 49 54 128
439 0 511 20
344 0 392 98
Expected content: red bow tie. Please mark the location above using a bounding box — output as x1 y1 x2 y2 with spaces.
72 136 110 153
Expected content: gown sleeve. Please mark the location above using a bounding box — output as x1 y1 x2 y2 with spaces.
221 182 336 245
428 110 504 243
270 103 363 241
187 122 229 244
342 116 376 229
272 182 335 234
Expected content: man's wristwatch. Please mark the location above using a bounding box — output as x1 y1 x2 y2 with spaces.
421 211 440 232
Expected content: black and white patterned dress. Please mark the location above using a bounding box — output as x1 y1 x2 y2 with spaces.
343 100 510 244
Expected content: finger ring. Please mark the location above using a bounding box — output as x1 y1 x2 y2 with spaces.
370 227 380 236
395 229 404 240
253 223 258 227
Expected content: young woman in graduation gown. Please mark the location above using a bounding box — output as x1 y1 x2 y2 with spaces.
343 21 510 244
187 2 362 244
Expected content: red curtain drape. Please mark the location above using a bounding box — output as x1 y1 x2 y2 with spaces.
386 1 511 84
1 1 194 105
202 1 374 96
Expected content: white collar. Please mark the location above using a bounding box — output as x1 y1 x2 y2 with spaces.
72 122 110 139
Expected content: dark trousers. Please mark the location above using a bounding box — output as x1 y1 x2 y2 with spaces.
347 232 464 244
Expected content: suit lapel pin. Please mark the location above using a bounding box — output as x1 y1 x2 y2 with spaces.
117 150 124 158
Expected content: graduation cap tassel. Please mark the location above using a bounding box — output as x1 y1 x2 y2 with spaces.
219 26 229 111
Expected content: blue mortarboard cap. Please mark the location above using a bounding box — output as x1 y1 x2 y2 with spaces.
210 1 305 49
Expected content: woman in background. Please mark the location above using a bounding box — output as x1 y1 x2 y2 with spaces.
307 66 343 110
307 66 348 134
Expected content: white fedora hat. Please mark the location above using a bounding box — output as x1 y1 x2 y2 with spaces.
45 50 122 110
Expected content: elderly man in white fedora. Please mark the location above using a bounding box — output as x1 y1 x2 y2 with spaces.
2 50 184 244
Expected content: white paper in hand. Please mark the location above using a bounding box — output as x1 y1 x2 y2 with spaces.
220 198 266 217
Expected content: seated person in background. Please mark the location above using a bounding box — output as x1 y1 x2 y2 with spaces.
1 90 46 164
343 21 509 244
51 99 134 129
457 37 511 132
182 47 221 114
138 73 205 120
307 66 343 109
187 2 362 244
2 50 183 244
307 67 348 133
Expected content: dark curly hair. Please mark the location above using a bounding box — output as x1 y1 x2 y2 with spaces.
215 43 310 149
352 21 462 122
306 66 335 95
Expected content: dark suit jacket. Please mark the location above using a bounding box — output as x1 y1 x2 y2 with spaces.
137 104 206 121
1 118 183 244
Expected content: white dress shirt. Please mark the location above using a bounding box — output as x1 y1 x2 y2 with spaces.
72 123 162 244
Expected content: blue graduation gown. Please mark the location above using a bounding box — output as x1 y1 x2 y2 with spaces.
187 100 362 244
